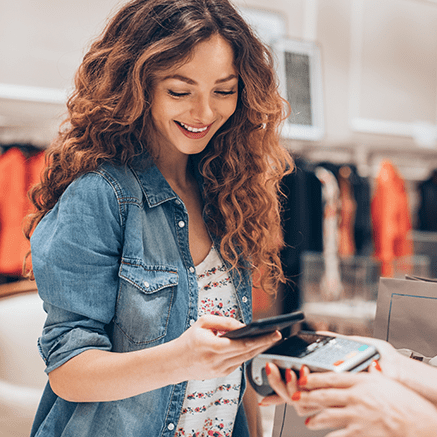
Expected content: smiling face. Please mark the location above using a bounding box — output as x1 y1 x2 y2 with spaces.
150 34 239 159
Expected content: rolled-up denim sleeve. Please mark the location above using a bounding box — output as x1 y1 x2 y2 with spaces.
31 171 123 374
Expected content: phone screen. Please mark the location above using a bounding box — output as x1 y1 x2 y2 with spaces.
267 332 335 357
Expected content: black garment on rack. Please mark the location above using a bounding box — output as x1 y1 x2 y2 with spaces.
0 142 43 157
279 159 323 313
352 168 373 255
417 170 437 231
278 159 374 314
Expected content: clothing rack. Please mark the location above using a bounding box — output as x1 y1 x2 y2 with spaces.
287 141 437 182
0 142 45 158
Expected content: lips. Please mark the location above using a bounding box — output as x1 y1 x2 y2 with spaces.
174 120 213 139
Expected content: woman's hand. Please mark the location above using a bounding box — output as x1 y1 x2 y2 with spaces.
294 370 437 437
48 314 281 403
175 315 282 382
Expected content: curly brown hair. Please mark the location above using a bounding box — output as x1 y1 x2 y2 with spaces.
24 0 293 294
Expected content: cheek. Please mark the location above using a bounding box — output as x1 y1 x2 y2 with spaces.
151 104 174 128
150 90 179 126
222 98 238 120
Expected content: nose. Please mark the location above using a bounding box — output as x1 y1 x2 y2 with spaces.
190 94 214 124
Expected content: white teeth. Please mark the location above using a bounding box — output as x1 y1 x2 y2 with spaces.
179 122 208 133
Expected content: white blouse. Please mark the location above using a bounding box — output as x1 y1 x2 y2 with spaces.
174 246 243 437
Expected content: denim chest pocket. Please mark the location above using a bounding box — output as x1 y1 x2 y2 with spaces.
115 260 178 345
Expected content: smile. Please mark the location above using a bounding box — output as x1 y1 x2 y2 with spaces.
178 121 208 132
174 121 213 139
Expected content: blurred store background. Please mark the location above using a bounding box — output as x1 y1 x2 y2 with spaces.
2 0 437 436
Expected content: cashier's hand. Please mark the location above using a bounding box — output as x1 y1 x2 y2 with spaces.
257 330 408 414
257 362 310 415
289 370 437 437
329 333 408 381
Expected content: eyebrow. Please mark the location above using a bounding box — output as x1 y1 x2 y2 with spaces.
162 74 238 85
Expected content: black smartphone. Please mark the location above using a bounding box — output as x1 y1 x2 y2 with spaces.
222 311 304 339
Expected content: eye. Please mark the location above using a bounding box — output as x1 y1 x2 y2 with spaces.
215 90 237 96
167 90 190 98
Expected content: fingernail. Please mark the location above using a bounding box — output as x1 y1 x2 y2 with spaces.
372 360 382 372
265 363 271 376
291 391 301 401
298 376 307 386
285 368 292 383
298 366 307 386
305 417 311 426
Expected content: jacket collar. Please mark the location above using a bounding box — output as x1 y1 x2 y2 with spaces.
130 162 178 208
129 155 204 208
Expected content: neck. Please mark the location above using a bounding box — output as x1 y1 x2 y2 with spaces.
155 154 196 194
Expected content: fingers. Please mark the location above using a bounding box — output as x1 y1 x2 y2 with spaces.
221 331 282 367
297 387 354 411
294 372 370 417
188 316 285 378
265 363 295 403
193 315 281 352
258 363 303 406
197 315 282 353
258 365 319 418
197 314 245 331
302 371 362 390
238 330 282 350
305 408 351 432
209 332 283 377
179 316 284 381
208 332 283 372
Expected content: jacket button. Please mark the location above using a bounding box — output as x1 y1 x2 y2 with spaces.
189 267 195 273
167 423 175 431
143 281 150 288
242 296 248 303
178 220 185 228
190 319 195 326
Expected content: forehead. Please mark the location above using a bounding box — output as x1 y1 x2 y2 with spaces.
155 35 238 82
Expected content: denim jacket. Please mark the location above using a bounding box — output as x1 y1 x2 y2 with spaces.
30 161 253 437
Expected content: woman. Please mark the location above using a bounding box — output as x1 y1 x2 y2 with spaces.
262 335 437 436
24 0 293 436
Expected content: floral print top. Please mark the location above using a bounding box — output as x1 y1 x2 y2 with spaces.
175 246 243 437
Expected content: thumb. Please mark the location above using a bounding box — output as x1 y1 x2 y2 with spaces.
196 314 245 331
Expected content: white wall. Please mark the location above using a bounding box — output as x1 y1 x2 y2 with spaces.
2 0 437 170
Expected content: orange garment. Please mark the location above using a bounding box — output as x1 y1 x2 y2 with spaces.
0 148 46 275
338 166 356 258
26 150 46 214
252 268 271 315
371 161 413 277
